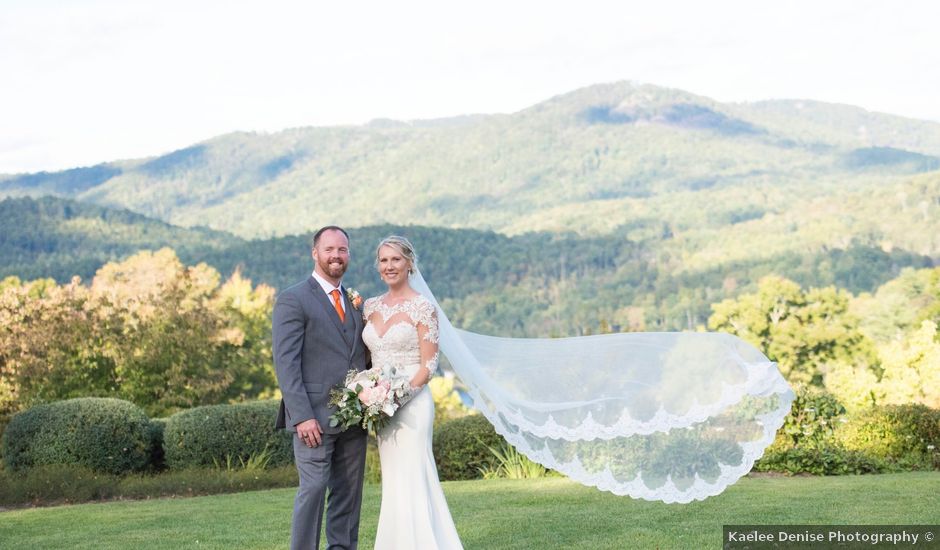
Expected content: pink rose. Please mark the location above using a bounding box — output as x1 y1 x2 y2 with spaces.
360 384 389 406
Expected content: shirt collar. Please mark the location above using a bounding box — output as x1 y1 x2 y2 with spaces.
311 270 342 295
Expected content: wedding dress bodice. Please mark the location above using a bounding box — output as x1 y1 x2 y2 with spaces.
362 294 440 379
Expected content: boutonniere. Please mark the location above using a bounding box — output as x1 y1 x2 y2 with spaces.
345 288 363 310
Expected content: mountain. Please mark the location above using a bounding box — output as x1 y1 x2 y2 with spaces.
2 81 939 304
2 196 932 335
2 82 939 239
0 196 238 282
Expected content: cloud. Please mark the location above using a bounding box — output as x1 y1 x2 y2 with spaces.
1 0 939 172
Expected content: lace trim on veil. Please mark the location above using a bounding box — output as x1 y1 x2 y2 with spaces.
408 270 794 503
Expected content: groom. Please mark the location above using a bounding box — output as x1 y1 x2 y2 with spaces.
273 225 369 550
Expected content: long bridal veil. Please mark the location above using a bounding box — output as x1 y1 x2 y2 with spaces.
410 270 794 503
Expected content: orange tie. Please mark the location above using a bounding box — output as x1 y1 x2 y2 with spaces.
330 289 345 323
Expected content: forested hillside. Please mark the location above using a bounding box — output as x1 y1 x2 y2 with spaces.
0 196 237 282
2 196 932 335
2 82 939 246
3 81 939 333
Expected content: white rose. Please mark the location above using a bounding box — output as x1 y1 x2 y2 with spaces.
349 375 375 391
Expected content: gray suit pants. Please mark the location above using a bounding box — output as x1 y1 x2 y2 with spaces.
291 427 367 550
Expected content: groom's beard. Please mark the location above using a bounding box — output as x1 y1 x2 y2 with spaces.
319 256 347 279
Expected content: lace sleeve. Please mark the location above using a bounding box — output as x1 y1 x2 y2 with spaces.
424 351 440 375
363 296 379 320
411 296 440 375
411 297 439 344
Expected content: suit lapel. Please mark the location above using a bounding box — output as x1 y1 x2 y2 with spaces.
306 277 352 346
342 285 362 358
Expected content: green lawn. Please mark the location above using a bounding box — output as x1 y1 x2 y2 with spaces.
2 473 938 549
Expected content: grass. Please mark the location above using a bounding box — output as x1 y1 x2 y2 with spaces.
1 473 938 549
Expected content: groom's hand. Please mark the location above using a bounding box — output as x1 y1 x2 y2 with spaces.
297 419 322 447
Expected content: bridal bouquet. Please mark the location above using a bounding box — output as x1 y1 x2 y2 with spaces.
328 368 412 434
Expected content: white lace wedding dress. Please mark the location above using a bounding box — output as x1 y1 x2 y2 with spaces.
363 294 463 550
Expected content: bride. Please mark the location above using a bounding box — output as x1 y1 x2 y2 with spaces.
362 236 463 550
359 232 793 546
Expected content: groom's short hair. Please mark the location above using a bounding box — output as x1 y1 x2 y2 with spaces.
311 225 350 249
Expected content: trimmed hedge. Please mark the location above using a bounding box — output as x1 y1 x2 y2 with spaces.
754 442 887 475
163 400 292 469
837 404 940 469
0 398 155 474
433 413 505 480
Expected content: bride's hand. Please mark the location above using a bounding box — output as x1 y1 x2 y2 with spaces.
409 368 430 390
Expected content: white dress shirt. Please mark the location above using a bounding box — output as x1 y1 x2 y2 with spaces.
311 270 346 314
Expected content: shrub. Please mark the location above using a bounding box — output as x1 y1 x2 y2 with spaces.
433 413 505 481
836 404 940 469
163 400 292 470
780 387 847 447
752 388 891 475
1 398 155 474
754 444 887 475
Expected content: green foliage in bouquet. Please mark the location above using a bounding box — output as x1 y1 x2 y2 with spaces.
328 372 367 432
1 397 156 474
328 369 413 436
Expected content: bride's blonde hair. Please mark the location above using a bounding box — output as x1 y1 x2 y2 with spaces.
375 235 418 274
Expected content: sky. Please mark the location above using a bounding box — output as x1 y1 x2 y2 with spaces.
1 0 938 174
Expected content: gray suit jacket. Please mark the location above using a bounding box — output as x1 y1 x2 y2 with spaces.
272 276 368 434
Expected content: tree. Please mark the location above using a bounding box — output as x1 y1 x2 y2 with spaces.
877 320 940 408
0 249 276 419
852 267 940 344
211 269 277 400
0 278 124 418
708 276 874 386
826 320 940 410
